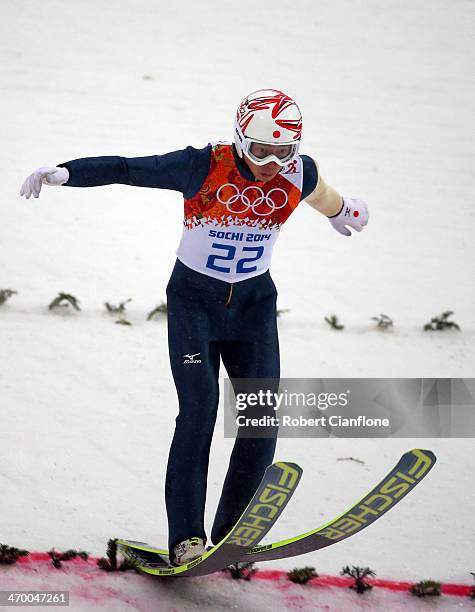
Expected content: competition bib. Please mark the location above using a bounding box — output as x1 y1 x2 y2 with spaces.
176 144 303 282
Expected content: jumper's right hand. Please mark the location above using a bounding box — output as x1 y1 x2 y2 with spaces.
20 166 69 199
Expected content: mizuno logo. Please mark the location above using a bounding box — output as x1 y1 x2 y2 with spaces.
183 353 202 364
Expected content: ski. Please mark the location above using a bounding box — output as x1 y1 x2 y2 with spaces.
123 449 436 566
117 460 302 577
244 448 436 562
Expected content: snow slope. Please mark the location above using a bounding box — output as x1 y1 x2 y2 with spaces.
1 557 473 612
1 0 474 607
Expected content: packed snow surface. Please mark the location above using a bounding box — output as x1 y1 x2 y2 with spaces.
1 1 474 609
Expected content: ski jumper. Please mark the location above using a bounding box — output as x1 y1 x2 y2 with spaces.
57 143 318 551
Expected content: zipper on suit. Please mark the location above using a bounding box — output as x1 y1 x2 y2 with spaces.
225 283 234 308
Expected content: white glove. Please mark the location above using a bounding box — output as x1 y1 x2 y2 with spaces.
19 166 69 199
328 197 369 236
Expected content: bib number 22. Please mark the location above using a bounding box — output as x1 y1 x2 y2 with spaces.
206 243 264 274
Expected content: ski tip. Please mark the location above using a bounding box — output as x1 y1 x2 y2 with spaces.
272 461 303 475
408 448 437 463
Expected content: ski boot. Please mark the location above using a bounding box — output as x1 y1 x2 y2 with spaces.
171 537 206 565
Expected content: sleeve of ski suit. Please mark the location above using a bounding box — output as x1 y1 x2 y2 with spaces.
300 155 319 201
58 146 320 204
57 145 213 200
302 157 343 217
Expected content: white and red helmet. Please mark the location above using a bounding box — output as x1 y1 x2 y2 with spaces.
234 89 302 166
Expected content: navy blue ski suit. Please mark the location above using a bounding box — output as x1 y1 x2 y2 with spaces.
58 144 318 550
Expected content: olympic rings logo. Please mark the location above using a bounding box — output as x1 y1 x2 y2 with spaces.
216 183 288 216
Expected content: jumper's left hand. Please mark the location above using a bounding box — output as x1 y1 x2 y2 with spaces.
329 197 369 236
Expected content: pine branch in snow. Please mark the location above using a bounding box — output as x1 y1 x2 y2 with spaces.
423 310 460 331
325 315 344 330
48 548 89 569
97 538 138 572
147 301 167 320
287 566 318 584
48 293 81 311
340 565 375 593
371 313 393 329
0 543 29 564
409 579 441 597
104 299 132 313
0 289 18 305
222 561 257 580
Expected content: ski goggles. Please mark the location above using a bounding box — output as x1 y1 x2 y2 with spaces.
243 139 299 167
